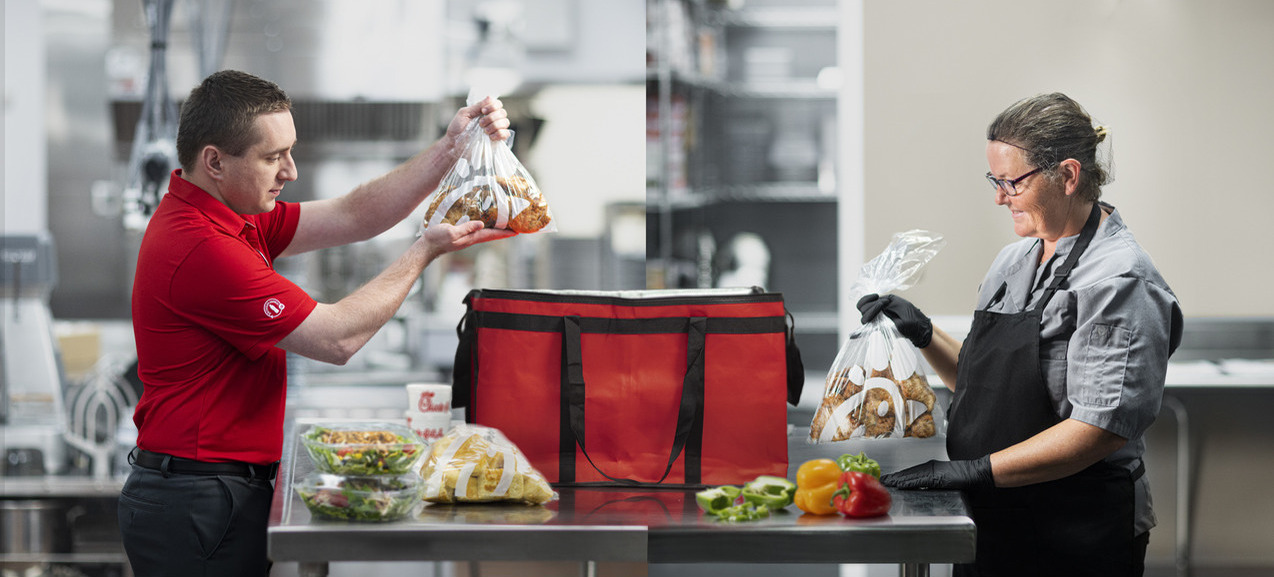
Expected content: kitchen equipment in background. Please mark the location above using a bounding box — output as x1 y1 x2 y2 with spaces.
602 202 646 291
121 0 180 231
716 232 770 290
768 102 819 182
722 111 772 183
63 354 138 479
695 231 716 289
1 499 79 577
743 46 793 83
1 233 69 476
1 500 74 555
188 0 237 79
464 0 527 98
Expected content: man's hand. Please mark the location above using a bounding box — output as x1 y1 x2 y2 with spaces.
448 96 511 143
880 457 994 490
857 293 933 348
422 221 516 260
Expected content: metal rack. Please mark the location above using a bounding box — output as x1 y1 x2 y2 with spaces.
647 0 842 368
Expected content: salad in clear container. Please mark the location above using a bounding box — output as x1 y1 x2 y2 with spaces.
301 422 425 476
294 473 421 522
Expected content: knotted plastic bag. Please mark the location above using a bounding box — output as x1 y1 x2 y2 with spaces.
420 98 555 234
809 230 946 442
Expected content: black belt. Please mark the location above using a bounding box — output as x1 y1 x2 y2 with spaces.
131 448 279 481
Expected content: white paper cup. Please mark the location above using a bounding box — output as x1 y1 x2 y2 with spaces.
406 383 452 416
404 410 451 443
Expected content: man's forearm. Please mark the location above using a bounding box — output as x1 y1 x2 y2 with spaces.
279 137 461 257
279 241 435 364
338 136 460 238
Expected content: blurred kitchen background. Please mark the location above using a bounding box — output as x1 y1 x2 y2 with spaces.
5 0 1274 575
4 0 644 575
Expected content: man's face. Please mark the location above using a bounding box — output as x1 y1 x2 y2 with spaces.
219 111 297 215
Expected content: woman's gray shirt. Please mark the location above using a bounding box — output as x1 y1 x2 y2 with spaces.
974 202 1184 535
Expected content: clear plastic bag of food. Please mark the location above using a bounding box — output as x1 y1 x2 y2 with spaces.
419 424 557 506
420 96 555 234
810 230 947 442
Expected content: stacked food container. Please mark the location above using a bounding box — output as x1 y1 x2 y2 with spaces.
294 422 427 522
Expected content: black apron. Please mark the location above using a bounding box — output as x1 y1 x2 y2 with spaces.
947 203 1145 577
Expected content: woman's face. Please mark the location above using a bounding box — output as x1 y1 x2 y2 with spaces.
985 140 1070 241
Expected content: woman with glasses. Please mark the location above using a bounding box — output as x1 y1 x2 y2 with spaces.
858 92 1183 576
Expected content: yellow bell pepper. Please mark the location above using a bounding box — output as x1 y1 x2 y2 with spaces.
794 458 841 516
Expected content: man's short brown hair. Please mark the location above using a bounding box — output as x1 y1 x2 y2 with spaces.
176 70 292 171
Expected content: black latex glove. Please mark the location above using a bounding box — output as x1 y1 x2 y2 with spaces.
880 456 994 490
856 294 933 348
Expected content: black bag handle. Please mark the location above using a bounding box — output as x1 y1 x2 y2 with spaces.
559 315 707 486
784 308 805 406
451 290 482 412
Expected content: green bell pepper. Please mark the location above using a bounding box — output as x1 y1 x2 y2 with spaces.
715 502 770 522
836 452 882 479
695 485 742 515
740 475 797 509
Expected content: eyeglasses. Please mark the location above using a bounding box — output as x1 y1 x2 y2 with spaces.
985 167 1043 196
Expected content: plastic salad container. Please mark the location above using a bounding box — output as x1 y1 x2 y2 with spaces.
294 473 422 522
301 422 426 476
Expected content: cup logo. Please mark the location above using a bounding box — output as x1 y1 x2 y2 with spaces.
417 391 450 413
414 427 445 441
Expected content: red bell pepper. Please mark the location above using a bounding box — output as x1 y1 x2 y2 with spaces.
831 471 892 518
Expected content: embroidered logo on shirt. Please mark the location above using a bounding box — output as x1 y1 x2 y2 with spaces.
263 298 285 319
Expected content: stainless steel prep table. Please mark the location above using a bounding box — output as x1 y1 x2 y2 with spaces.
268 420 975 576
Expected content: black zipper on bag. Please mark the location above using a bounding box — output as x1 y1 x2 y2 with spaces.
469 287 782 308
474 311 788 335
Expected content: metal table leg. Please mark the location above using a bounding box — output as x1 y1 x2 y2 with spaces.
900 562 930 577
1162 394 1192 576
298 561 330 577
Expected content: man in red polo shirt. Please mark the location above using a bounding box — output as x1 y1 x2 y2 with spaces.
119 70 514 577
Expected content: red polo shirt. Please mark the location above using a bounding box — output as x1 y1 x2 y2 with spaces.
131 170 316 464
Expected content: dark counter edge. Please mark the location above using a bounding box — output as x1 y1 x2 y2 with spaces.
648 523 977 564
268 521 976 565
268 524 647 563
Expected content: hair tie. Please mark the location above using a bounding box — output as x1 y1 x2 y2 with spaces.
1094 125 1109 143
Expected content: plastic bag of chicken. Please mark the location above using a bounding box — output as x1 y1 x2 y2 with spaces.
810 230 946 442
420 99 555 234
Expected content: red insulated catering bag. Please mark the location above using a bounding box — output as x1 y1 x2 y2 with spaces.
453 288 804 488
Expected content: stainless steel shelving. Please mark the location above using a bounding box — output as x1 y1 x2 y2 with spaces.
647 0 842 368
721 6 840 29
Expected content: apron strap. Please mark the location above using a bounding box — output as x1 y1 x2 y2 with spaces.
1038 203 1103 311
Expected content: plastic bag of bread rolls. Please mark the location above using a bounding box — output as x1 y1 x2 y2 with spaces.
810 230 947 442
420 100 556 234
419 424 557 506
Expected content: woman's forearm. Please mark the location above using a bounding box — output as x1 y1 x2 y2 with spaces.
990 418 1128 487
